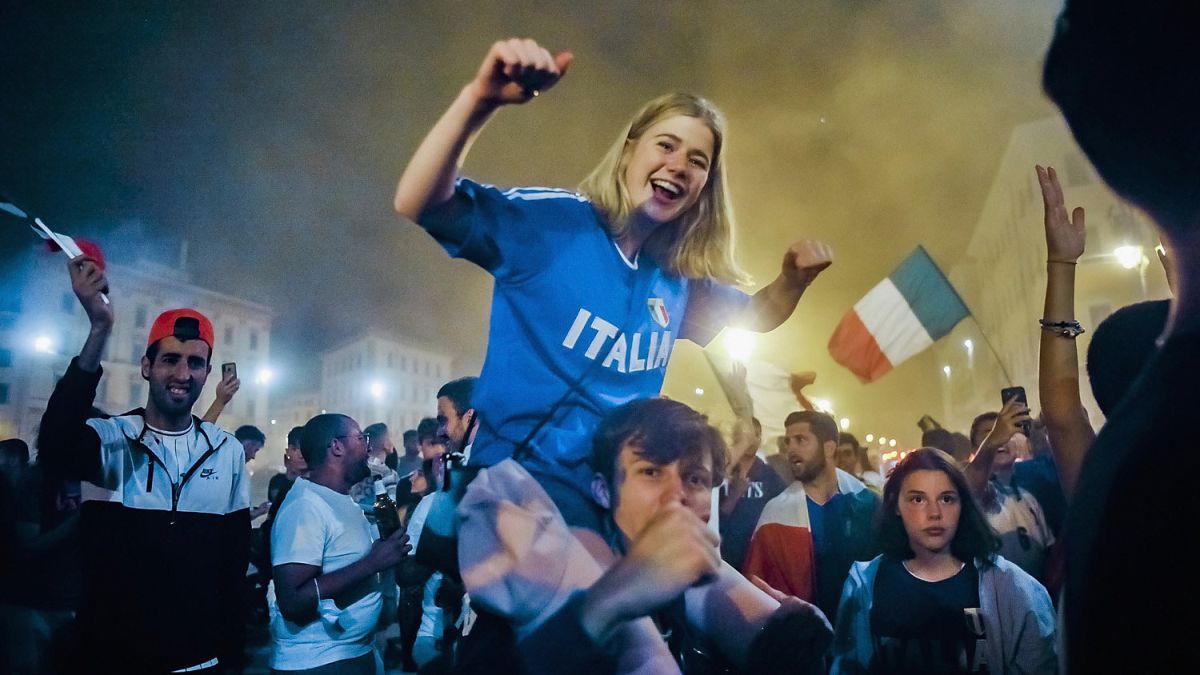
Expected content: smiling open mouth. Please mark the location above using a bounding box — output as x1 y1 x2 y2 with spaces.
651 178 683 200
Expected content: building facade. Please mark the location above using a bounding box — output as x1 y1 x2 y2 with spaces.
932 116 1170 433
317 330 453 436
0 251 273 457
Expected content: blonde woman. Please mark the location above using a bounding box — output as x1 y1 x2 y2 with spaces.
394 38 832 530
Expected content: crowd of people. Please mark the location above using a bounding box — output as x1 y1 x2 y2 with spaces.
2 1 1198 672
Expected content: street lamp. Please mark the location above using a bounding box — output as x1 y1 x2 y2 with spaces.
33 335 54 354
839 417 850 431
368 381 385 400
723 328 757 362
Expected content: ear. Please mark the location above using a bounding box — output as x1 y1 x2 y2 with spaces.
591 473 611 510
140 355 151 381
824 439 838 461
327 439 344 459
464 408 476 426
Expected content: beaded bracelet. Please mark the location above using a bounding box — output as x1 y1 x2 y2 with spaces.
1039 318 1085 338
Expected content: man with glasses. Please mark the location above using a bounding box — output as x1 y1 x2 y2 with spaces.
267 414 411 674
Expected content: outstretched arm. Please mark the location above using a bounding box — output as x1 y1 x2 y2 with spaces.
393 39 573 221
737 239 833 332
202 372 239 423
1035 164 1095 501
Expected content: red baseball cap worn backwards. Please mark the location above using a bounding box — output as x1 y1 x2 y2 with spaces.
146 309 215 352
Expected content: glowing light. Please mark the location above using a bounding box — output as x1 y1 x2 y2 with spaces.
813 398 833 414
864 434 874 443
1114 245 1144 270
33 335 54 354
839 417 850 431
723 328 757 362
368 381 384 399
889 439 897 447
256 368 275 385
878 437 887 446
943 365 952 377
270 419 277 425
694 387 705 396
963 339 974 355
320 409 327 414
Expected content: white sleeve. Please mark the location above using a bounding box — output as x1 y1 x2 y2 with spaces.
271 495 328 566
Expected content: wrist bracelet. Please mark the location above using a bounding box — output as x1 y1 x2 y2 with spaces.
1039 318 1085 338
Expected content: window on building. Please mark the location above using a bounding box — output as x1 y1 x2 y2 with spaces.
400 355 407 372
250 330 259 351
387 353 393 368
225 326 234 345
0 314 16 329
133 340 145 364
61 293 75 315
248 400 256 421
0 382 9 404
0 348 11 368
135 305 148 329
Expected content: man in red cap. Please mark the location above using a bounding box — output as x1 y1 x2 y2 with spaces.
37 256 251 673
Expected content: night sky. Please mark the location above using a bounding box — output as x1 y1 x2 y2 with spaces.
1 1 1067 441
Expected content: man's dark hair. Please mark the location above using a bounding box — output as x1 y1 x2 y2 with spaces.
877 448 1000 567
234 425 265 444
402 429 418 445
1 438 30 465
969 412 999 451
286 426 304 448
1087 300 1169 416
437 377 477 414
144 340 212 367
838 432 861 451
363 422 388 451
1044 2 1200 229
784 410 838 446
300 414 352 469
416 417 439 442
590 398 727 490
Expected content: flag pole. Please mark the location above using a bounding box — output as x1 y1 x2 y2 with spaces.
966 315 1013 386
915 246 1013 386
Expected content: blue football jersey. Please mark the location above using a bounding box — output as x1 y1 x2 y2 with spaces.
421 178 749 494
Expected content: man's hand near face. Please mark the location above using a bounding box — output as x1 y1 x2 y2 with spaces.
579 504 720 643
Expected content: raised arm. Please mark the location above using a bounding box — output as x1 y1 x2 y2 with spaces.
202 372 239 424
392 39 573 221
37 258 113 481
736 239 833 332
964 396 1030 499
1035 164 1095 501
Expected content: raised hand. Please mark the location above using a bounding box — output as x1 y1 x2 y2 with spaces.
68 257 113 331
215 373 240 405
780 239 833 290
1036 165 1086 263
980 395 1032 453
470 38 573 107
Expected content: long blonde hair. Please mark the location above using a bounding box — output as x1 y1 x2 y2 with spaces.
578 93 748 285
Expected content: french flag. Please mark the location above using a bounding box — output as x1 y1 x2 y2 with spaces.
828 246 968 383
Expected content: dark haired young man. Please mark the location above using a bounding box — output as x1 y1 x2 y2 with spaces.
462 398 832 674
744 410 880 622
37 257 250 673
268 413 410 673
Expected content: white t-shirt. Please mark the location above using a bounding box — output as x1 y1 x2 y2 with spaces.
267 477 382 670
406 496 445 641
